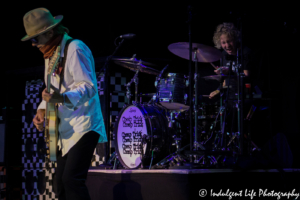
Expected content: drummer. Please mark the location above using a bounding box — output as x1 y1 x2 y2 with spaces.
209 22 252 99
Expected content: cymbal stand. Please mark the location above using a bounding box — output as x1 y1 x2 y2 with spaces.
236 50 245 155
216 74 225 149
187 5 193 162
154 64 169 104
192 49 208 164
134 70 139 103
220 62 233 150
237 16 245 156
125 70 139 104
193 49 199 150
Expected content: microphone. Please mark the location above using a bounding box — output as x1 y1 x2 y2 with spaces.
119 33 136 39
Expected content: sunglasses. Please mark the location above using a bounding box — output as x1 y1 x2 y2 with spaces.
30 36 38 43
30 33 45 43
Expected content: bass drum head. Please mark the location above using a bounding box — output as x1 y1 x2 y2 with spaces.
114 104 168 169
115 105 147 169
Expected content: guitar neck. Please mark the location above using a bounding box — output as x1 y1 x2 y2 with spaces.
46 46 61 93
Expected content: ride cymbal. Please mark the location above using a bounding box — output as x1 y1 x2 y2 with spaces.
168 42 221 63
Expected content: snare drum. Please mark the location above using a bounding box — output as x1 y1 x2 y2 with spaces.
114 104 169 169
156 73 189 111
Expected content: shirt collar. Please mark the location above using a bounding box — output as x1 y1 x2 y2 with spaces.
60 33 73 58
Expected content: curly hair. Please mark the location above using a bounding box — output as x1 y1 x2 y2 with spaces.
213 22 240 49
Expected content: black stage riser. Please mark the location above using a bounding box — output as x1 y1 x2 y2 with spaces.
86 169 300 200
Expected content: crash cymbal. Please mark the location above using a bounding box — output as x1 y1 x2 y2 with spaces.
113 60 160 75
112 57 157 66
168 42 222 63
202 75 234 82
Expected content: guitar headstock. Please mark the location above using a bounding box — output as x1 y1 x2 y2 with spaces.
47 46 61 76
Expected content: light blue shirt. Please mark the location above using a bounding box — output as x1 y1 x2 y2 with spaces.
38 33 107 156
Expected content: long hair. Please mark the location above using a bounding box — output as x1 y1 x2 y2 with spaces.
52 23 69 36
213 22 240 49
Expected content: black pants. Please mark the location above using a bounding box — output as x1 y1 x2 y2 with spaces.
56 131 100 200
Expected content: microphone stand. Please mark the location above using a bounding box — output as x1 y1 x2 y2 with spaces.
97 38 125 162
97 39 125 79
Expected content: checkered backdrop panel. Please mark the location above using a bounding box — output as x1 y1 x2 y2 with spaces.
23 72 127 162
21 72 127 199
0 166 6 200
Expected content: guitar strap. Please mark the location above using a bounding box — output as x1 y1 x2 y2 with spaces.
59 38 76 92
56 38 75 149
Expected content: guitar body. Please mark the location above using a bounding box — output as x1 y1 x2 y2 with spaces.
44 46 61 162
45 102 58 161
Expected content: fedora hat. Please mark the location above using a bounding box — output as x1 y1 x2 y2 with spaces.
21 8 63 41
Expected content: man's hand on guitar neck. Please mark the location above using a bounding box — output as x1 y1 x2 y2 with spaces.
33 109 45 131
42 88 63 103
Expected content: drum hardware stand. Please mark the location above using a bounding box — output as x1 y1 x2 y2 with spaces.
154 64 169 104
236 15 247 156
154 144 190 169
187 5 193 163
244 105 260 154
195 66 235 167
140 134 148 169
227 132 240 147
153 111 191 168
125 69 140 104
193 48 199 151
192 48 208 163
219 68 224 145
195 155 219 167
218 61 234 151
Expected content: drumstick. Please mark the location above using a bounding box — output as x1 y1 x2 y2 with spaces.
202 95 210 97
210 62 218 70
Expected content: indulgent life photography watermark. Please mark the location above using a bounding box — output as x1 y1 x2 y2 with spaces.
199 188 299 199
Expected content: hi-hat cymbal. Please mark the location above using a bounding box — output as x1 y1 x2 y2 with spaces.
168 42 222 63
202 75 234 82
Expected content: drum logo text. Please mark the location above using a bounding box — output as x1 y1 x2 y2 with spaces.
134 116 143 127
122 117 133 128
129 108 136 113
122 132 133 156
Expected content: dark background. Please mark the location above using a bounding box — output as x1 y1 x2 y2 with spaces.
1 2 299 166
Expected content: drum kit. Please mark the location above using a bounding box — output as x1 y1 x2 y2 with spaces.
111 42 243 169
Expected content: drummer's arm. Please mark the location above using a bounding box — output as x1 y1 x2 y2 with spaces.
244 70 249 76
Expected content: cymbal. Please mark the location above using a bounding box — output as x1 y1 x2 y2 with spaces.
113 60 160 75
168 42 222 63
202 75 233 82
112 57 157 66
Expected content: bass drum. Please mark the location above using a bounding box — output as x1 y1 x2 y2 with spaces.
114 104 169 169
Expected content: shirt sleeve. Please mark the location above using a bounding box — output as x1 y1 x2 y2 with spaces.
63 47 97 110
37 99 46 110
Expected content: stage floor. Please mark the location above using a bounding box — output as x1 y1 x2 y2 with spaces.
86 168 300 200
